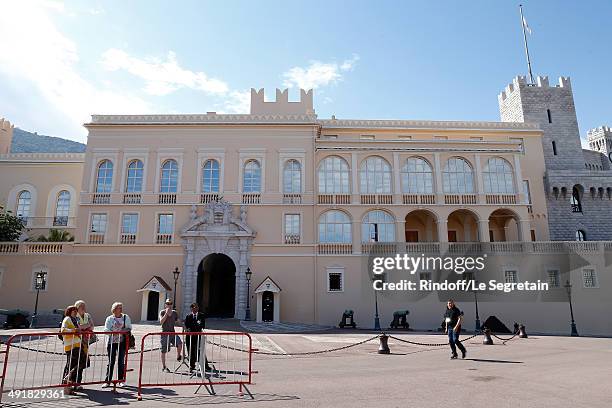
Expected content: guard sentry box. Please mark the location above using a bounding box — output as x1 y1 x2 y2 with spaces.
390 310 410 329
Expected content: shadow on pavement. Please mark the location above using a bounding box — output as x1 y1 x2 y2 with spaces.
142 392 300 405
463 358 523 364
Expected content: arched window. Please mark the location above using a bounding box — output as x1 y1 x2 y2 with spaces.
570 186 582 213
318 210 351 243
125 160 144 193
202 159 220 193
54 190 70 226
483 157 515 194
160 159 179 193
243 160 261 193
318 156 350 194
362 210 395 242
575 230 586 241
360 156 392 193
95 160 113 193
443 157 474 194
283 159 302 193
401 157 433 194
16 190 31 220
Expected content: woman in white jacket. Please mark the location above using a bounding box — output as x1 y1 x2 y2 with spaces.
103 302 131 388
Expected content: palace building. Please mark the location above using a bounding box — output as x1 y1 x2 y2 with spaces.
1 76 611 335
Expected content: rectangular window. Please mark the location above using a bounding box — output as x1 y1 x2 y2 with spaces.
328 272 343 292
31 271 48 291
552 141 558 155
547 109 552 123
583 268 598 288
547 269 560 287
463 271 475 282
90 214 107 234
419 272 432 282
523 180 531 204
284 214 300 244
530 230 536 241
121 213 139 235
504 270 518 284
489 230 494 242
158 214 174 234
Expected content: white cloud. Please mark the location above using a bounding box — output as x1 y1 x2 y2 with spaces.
220 90 251 114
282 54 359 90
101 49 229 96
0 2 150 140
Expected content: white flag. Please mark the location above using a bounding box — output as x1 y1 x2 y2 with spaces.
522 16 532 35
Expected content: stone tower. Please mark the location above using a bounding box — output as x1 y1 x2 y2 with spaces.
587 126 612 162
499 76 584 170
499 76 612 241
0 118 13 154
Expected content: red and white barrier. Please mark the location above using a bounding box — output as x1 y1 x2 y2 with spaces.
137 331 254 400
0 331 129 402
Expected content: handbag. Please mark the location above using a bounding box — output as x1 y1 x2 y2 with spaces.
123 315 136 349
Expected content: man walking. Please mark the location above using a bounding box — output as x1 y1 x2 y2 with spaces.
444 299 466 359
159 299 183 373
184 303 210 372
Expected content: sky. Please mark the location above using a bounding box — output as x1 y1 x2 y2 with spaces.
0 0 610 145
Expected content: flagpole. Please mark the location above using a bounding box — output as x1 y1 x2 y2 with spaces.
519 4 535 84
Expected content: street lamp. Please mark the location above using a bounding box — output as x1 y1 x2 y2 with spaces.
32 271 45 327
374 288 381 331
172 267 180 307
564 280 579 337
245 267 252 321
473 279 481 332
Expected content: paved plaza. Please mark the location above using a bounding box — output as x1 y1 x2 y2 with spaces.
1 324 611 407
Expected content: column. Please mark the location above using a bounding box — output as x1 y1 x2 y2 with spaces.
436 219 448 242
478 220 490 242
519 219 531 242
393 152 401 203
474 155 485 203
513 154 525 203
433 153 444 204
351 153 359 204
352 219 361 254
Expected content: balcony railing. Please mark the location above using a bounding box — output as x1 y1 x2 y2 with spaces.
485 194 518 205
361 242 397 254
283 193 302 204
23 243 64 254
0 243 19 253
123 193 142 204
120 234 137 244
158 193 177 204
444 194 477 205
403 194 435 205
284 234 301 244
360 194 393 205
318 243 352 255
88 233 105 244
92 193 111 204
242 193 261 204
200 193 220 204
156 234 173 244
52 216 69 227
318 194 351 204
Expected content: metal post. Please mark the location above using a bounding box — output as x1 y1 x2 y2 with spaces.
519 4 535 84
474 284 481 332
245 267 252 321
374 289 381 331
172 267 180 308
565 280 579 337
32 271 44 328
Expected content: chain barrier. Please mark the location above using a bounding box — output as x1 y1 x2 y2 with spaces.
3 341 160 356
387 332 480 347
253 335 381 356
491 332 519 344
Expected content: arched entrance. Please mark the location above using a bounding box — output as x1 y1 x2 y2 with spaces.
197 253 236 318
447 209 479 242
405 210 438 242
488 209 520 242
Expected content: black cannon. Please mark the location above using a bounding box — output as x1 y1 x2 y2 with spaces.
0 309 31 329
390 310 410 329
339 309 356 328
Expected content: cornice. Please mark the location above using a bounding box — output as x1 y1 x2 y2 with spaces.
0 153 86 163
318 119 540 131
87 113 319 125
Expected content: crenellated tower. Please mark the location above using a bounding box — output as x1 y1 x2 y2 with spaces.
250 88 315 115
0 117 14 154
587 126 612 162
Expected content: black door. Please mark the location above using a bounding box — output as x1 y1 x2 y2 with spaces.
147 291 160 321
262 291 274 322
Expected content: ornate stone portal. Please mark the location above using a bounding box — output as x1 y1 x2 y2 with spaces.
180 200 255 318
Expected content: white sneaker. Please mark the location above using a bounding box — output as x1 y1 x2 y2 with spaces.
118 382 125 388
102 383 111 389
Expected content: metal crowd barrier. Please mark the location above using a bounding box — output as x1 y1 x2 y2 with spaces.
137 331 254 400
0 331 129 402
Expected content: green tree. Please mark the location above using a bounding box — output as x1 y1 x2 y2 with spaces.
0 206 25 241
36 229 74 242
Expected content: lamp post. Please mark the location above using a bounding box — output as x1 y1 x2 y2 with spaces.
32 271 45 328
374 289 381 331
172 267 180 308
245 267 252 321
564 280 579 337
473 279 481 332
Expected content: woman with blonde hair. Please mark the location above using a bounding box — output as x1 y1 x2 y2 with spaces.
61 305 87 394
103 302 132 388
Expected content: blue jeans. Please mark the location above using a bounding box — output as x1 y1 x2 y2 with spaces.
448 328 466 356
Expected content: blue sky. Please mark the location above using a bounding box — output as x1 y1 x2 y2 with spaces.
1 0 610 144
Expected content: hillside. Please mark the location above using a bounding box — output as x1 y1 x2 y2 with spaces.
10 128 86 153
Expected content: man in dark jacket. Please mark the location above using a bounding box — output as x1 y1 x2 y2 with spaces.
444 299 466 359
184 303 209 372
